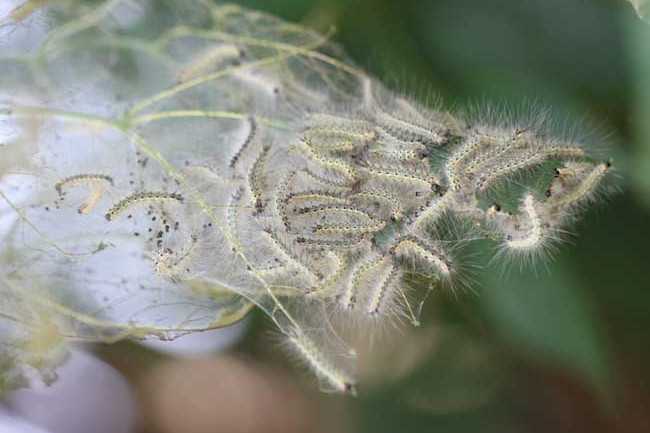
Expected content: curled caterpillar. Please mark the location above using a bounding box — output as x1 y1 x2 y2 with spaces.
54 173 114 215
55 174 114 196
105 192 184 221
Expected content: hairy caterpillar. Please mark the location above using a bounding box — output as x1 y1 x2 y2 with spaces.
54 174 114 196
365 263 400 316
230 117 257 168
504 195 544 251
285 327 356 395
0 0 615 396
247 144 270 213
105 192 184 221
53 173 114 215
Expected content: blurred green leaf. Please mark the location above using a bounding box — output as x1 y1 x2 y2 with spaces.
626 10 650 208
399 328 506 416
478 262 612 398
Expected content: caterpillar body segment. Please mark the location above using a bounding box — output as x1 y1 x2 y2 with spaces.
504 194 545 252
538 144 586 160
365 264 401 317
232 68 283 101
474 143 584 177
105 192 184 221
460 128 538 175
314 220 387 236
379 111 449 145
261 227 322 283
230 116 258 168
410 191 455 234
337 271 359 310
303 167 360 190
392 236 451 278
553 161 594 180
53 174 114 214
285 328 357 396
444 120 590 195
55 173 114 196
303 114 376 152
294 141 359 184
77 183 105 215
344 253 399 316
337 252 386 310
351 190 405 222
296 235 367 251
302 131 360 153
306 113 376 137
355 148 432 183
356 164 437 189
347 254 387 309
473 144 587 192
445 134 487 190
477 142 584 176
306 251 348 297
366 145 430 166
291 203 374 223
275 172 296 230
474 152 545 191
248 144 271 213
545 162 594 202
368 90 451 146
444 127 536 190
285 190 350 208
547 161 610 209
290 209 377 237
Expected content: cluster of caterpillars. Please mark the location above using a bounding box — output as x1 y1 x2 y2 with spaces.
7 0 613 397
227 93 611 320
218 88 611 393
52 173 193 279
49 91 611 396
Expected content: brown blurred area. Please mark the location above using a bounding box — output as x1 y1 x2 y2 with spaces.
98 321 650 433
103 342 351 433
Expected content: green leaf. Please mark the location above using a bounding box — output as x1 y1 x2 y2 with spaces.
626 9 650 208
478 261 612 398
400 328 506 415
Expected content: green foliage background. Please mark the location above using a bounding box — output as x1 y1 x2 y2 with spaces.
221 0 648 432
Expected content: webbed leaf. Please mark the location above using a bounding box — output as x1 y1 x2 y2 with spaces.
0 0 614 394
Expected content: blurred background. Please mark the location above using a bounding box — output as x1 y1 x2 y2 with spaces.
2 0 649 432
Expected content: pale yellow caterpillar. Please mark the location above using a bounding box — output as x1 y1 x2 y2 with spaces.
54 173 114 215
352 190 405 221
506 194 544 251
393 237 451 277
54 174 114 196
314 220 387 235
247 144 270 213
366 265 400 317
548 162 610 208
105 192 184 221
230 117 258 168
285 329 356 396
